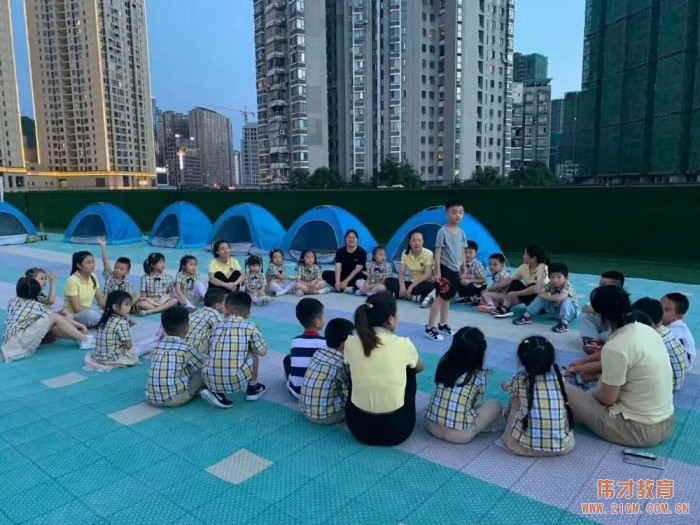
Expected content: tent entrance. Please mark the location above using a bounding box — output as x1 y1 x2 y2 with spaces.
0 212 29 246
70 214 107 244
289 221 337 262
150 213 180 248
213 216 254 255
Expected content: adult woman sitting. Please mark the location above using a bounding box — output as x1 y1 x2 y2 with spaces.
63 251 105 327
385 229 435 307
564 285 674 447
322 229 367 293
344 293 425 446
208 240 245 291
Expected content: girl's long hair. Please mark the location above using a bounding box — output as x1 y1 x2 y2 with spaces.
179 255 197 273
143 252 165 275
434 327 487 388
97 290 133 328
71 251 97 288
525 243 550 267
404 229 423 255
354 292 397 357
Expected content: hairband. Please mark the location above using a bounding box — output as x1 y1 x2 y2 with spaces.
366 303 373 309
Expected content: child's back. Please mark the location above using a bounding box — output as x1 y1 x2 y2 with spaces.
94 314 131 362
287 330 326 398
426 370 487 430
147 335 206 406
186 307 223 353
657 325 688 391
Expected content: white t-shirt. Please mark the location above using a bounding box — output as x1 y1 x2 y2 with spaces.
668 320 696 367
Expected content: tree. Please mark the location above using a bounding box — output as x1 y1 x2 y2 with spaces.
377 158 424 188
471 166 511 187
508 161 557 187
349 170 369 189
307 167 345 189
288 168 309 189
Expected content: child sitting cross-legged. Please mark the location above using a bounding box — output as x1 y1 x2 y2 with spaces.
284 298 326 398
355 246 392 297
175 255 207 309
476 253 511 311
294 249 328 296
200 292 267 408
84 290 140 371
425 327 504 444
245 255 270 306
2 277 95 362
146 307 207 408
266 248 296 296
98 238 133 297
138 253 179 316
300 318 355 425
513 262 579 333
456 241 488 305
185 288 227 355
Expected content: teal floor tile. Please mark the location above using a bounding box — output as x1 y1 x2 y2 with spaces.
0 447 31 475
314 460 387 499
245 507 296 525
2 463 51 499
177 432 248 468
106 492 187 525
104 440 172 474
274 445 342 479
27 500 102 525
408 493 484 525
130 416 182 439
0 407 43 432
350 446 412 475
160 470 233 511
244 433 306 462
21 430 81 461
0 481 74 523
240 467 311 505
0 419 60 446
387 456 458 495
79 476 156 518
83 426 148 456
58 459 128 497
63 416 124 442
131 456 200 492
345 483 432 524
154 424 211 453
274 480 352 525
480 491 565 525
38 443 100 478
47 405 103 430
191 488 270 523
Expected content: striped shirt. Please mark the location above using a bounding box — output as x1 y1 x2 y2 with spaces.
425 370 488 430
296 264 322 283
185 307 223 353
3 297 53 341
94 315 131 362
146 336 206 404
176 271 200 301
103 269 132 296
658 326 688 391
299 347 349 420
366 262 393 284
287 331 327 398
140 272 175 299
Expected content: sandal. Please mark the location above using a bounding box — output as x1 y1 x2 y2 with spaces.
552 322 569 333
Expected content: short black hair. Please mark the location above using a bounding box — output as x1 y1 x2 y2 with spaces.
296 297 324 329
324 318 354 350
445 198 464 210
161 306 189 336
115 257 131 270
466 240 479 251
16 276 42 300
204 287 228 308
489 253 506 264
663 292 690 315
548 262 569 278
601 270 625 287
632 297 663 325
226 291 251 316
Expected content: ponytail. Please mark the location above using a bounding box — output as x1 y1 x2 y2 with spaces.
354 304 380 357
353 292 397 357
521 372 536 431
553 364 575 430
143 252 165 276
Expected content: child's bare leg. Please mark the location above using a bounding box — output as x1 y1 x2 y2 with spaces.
50 314 89 342
369 284 387 295
295 282 310 294
250 354 260 384
148 298 179 314
428 297 443 327
439 298 450 324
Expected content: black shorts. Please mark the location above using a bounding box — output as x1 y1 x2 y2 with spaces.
436 265 460 301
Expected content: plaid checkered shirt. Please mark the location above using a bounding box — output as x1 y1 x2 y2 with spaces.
299 347 349 420
176 271 200 301
140 272 175 298
3 297 53 342
543 281 576 299
202 315 267 394
506 371 573 452
367 262 393 284
296 264 322 283
103 269 132 296
185 307 223 353
492 268 511 284
246 272 267 291
94 315 132 362
146 336 206 404
425 370 488 430
658 325 688 391
464 259 487 280
266 263 287 282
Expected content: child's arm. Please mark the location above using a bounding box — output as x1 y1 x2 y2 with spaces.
44 272 57 305
433 247 443 280
98 238 111 272
175 282 189 305
487 277 511 292
582 304 595 314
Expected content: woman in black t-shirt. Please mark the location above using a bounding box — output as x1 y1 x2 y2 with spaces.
322 229 368 293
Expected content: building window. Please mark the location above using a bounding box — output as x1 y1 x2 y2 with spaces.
95 178 106 188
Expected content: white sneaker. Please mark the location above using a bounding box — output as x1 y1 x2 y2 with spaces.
420 296 433 309
317 288 329 295
424 326 444 341
262 296 270 305
295 289 304 297
344 287 355 294
355 289 364 296
79 336 95 350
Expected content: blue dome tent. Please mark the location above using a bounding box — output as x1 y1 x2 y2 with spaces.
385 206 504 271
63 203 142 245
148 201 212 249
0 202 38 246
280 205 377 263
208 203 285 256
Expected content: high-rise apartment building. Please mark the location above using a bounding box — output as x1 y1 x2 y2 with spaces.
232 150 241 185
550 98 564 169
326 0 514 183
25 0 155 189
157 111 189 184
511 80 551 171
253 0 328 182
173 135 202 188
189 107 234 187
241 122 260 186
513 52 548 83
0 0 25 186
577 0 700 183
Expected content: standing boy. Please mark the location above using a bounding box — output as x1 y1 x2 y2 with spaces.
425 199 467 341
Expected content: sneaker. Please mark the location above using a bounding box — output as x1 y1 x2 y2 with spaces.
139 310 153 317
262 296 270 305
344 287 355 294
270 290 277 297
412 295 422 304
455 297 469 305
317 288 329 295
200 389 233 409
552 322 569 333
469 298 482 307
79 335 95 351
420 295 433 309
513 314 532 326
492 306 513 318
246 383 267 401
424 326 444 341
477 304 496 313
294 289 304 297
355 289 364 296
437 324 456 336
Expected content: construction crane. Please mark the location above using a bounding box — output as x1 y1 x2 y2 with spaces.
197 104 256 124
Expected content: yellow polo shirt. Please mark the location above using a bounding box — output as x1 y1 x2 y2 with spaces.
207 257 241 279
512 263 549 286
401 248 434 282
344 328 419 413
63 273 99 314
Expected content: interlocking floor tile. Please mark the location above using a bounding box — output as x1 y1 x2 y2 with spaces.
206 448 273 485
42 372 87 389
